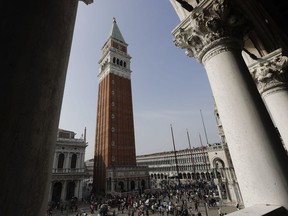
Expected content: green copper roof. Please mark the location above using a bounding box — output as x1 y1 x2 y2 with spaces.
109 17 126 44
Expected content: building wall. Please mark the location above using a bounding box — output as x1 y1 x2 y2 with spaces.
48 129 87 204
136 144 242 205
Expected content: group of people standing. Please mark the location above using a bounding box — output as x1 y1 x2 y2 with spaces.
88 187 212 216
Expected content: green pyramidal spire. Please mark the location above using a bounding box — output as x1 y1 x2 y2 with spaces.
109 17 126 44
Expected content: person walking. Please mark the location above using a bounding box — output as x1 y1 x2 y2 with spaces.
194 201 198 212
218 207 224 216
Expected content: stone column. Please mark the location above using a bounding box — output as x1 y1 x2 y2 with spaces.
172 0 288 208
53 153 58 169
65 153 71 170
0 0 88 215
126 179 130 191
76 153 81 169
113 180 117 191
76 180 80 199
111 180 115 192
79 153 84 169
248 49 288 150
48 182 53 202
78 180 83 200
61 181 67 201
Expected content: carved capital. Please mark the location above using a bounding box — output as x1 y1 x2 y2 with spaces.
172 0 250 62
249 49 288 95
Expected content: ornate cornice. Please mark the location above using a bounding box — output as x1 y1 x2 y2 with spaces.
249 49 288 96
172 0 249 63
98 65 131 82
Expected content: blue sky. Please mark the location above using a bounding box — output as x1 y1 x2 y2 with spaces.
59 0 220 160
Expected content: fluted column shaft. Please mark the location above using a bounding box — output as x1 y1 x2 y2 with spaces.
172 0 288 208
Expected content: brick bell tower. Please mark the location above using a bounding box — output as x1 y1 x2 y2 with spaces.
93 18 136 194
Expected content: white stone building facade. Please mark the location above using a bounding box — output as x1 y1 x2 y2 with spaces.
136 143 242 205
48 129 87 203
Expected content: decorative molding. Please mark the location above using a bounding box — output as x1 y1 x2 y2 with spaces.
249 49 288 95
98 65 131 82
201 38 242 63
172 0 249 63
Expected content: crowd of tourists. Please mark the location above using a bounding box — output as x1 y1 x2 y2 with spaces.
47 181 227 216
87 182 222 216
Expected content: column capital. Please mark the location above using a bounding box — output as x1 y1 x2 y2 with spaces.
172 0 249 62
249 49 288 96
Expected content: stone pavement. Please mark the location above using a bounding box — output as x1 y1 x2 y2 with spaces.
50 202 238 216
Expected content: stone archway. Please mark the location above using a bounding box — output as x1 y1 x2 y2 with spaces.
201 172 206 179
141 179 146 191
213 158 225 178
130 180 135 190
66 182 75 200
52 182 62 203
118 181 124 192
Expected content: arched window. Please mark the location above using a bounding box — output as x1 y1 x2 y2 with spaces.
183 173 187 179
201 172 205 179
124 62 126 67
120 60 123 66
206 172 211 180
113 57 116 63
71 154 77 169
57 153 65 168
118 181 124 191
117 59 119 65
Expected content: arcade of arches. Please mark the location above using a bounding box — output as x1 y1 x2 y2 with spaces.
105 166 150 195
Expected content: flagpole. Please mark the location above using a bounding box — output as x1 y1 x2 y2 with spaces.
200 109 209 145
199 133 209 173
186 129 196 177
170 124 181 186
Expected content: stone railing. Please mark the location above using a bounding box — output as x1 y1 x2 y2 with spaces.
52 168 85 174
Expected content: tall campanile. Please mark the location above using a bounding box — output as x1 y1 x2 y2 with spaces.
93 18 137 194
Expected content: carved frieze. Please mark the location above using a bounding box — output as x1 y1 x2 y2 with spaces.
249 49 288 95
172 0 250 62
